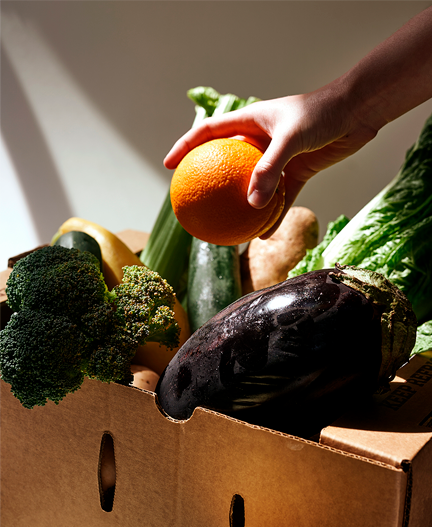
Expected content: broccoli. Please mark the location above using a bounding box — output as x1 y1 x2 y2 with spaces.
0 310 89 409
114 266 180 347
6 245 113 317
0 246 180 409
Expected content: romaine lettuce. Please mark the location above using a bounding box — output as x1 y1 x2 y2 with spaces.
411 321 432 356
288 214 349 278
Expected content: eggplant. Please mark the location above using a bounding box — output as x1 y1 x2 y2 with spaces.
156 265 417 435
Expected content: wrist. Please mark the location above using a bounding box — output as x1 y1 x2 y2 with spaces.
307 75 381 141
335 68 390 133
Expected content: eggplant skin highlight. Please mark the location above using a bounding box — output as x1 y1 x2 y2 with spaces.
156 265 416 433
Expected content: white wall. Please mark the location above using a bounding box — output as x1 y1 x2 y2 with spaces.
2 1 432 269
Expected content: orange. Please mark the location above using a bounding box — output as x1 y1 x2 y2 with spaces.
170 138 285 246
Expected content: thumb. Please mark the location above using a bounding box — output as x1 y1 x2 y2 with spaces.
247 140 294 209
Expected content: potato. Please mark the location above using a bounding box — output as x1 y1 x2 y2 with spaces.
130 364 160 392
240 206 319 295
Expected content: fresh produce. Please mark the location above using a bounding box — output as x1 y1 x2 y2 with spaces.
287 214 350 279
51 217 143 291
0 246 179 408
130 364 160 392
187 239 242 333
186 86 260 126
170 138 285 246
53 230 103 271
241 206 319 295
114 265 179 348
289 112 432 324
156 265 417 435
411 321 432 356
52 218 191 375
5 244 110 317
1 310 94 407
141 86 260 303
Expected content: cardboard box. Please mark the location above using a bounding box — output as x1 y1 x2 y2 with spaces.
1 233 432 526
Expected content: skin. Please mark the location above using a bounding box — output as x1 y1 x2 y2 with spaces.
164 7 432 238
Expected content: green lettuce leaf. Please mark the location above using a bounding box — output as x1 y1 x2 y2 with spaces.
411 321 432 356
288 214 350 278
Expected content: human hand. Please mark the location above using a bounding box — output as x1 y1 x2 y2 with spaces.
165 6 432 238
164 87 378 237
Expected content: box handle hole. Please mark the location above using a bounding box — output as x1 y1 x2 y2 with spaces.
230 493 245 527
98 432 116 512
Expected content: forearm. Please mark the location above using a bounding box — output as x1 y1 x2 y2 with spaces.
338 6 432 132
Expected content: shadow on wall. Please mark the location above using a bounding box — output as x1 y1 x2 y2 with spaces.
1 45 73 245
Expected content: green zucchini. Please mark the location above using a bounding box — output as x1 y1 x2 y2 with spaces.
53 231 103 271
187 239 242 332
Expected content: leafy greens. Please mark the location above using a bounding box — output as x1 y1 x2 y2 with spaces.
410 321 432 356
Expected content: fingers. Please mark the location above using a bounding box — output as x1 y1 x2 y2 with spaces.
163 125 215 169
247 135 298 209
259 176 307 240
164 105 268 169
164 99 306 224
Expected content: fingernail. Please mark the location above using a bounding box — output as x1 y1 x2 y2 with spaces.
247 189 264 208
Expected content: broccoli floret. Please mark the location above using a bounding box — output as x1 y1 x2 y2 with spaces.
85 266 181 386
6 245 114 324
86 333 137 386
0 246 180 409
113 265 180 348
0 310 89 409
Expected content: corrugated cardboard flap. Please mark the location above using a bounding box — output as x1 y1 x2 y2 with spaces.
320 352 432 526
320 353 432 467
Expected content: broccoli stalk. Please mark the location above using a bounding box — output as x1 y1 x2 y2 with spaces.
0 246 179 409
